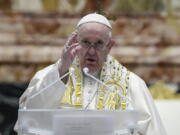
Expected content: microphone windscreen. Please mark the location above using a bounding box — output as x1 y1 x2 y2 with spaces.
83 67 89 74
69 67 75 73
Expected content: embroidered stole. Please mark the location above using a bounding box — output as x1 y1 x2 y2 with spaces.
60 55 130 110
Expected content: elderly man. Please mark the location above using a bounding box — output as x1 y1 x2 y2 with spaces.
15 13 167 135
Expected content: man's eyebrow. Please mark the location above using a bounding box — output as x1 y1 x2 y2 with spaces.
97 39 104 43
96 40 104 43
81 38 89 41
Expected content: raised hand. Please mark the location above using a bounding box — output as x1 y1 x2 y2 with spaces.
58 31 81 78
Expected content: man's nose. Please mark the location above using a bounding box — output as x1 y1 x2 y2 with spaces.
88 46 96 55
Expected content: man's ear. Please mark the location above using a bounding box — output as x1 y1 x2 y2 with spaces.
107 39 115 51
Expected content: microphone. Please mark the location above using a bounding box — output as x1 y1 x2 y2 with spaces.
83 67 109 89
83 67 89 74
83 67 128 109
83 67 122 94
23 68 75 109
59 67 75 80
83 67 113 109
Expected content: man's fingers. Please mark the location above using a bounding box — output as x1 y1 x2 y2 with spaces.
65 43 79 51
66 32 78 47
69 32 78 45
71 45 82 57
74 45 82 56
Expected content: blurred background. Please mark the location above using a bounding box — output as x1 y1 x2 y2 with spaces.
0 0 179 135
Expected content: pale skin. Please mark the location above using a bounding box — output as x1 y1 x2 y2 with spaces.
58 22 115 83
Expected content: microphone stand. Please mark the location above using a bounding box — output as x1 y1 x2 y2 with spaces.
23 68 74 109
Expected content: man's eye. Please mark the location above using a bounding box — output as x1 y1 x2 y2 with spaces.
83 40 90 46
95 40 104 47
96 40 103 45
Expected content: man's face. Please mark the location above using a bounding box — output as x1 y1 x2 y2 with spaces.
77 22 113 73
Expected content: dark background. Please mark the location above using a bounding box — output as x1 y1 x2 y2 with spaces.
0 83 28 135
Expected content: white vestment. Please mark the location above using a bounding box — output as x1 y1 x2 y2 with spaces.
14 60 167 135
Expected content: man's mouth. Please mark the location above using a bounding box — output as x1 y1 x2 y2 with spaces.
86 58 96 64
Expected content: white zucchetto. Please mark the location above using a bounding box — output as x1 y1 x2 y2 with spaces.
76 13 112 29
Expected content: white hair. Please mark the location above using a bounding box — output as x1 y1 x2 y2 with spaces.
108 31 112 38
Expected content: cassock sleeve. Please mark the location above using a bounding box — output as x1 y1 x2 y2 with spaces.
129 72 167 135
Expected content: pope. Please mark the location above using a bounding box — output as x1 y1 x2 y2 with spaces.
15 13 167 135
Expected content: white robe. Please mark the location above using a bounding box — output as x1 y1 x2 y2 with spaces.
14 62 167 135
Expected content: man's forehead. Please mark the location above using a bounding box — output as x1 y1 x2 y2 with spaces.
77 23 111 43
78 22 110 32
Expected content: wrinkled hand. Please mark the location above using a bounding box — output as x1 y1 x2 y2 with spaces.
59 31 81 77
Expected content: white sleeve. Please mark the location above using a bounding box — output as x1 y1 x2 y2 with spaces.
19 62 66 109
129 72 167 135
